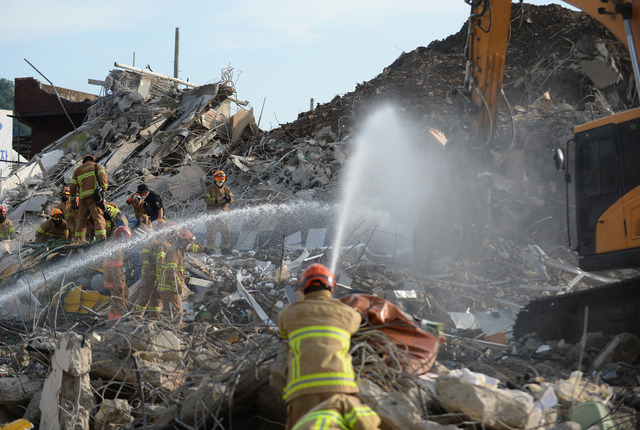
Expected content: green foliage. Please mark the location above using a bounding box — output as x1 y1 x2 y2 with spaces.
0 77 31 138
0 78 13 110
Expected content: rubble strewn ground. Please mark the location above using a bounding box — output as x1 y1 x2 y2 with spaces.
0 3 638 429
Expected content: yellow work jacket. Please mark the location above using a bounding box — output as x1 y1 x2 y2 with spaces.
103 249 126 290
57 201 77 232
156 240 185 294
140 239 157 280
204 183 234 211
0 219 15 240
277 290 361 402
69 161 108 200
35 220 69 244
292 394 381 430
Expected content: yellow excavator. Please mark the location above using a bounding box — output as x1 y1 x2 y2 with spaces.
456 0 640 341
459 0 640 272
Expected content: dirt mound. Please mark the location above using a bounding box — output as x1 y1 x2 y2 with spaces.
269 3 635 142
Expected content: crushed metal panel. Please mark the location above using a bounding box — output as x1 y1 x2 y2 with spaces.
235 271 276 328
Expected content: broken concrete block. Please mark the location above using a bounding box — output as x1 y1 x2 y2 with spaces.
0 378 44 405
590 333 640 371
357 378 423 430
436 374 544 430
94 399 132 430
99 121 115 139
168 164 205 201
40 332 93 430
91 349 185 390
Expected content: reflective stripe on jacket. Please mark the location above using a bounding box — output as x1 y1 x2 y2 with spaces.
69 162 107 200
156 242 185 293
35 220 69 244
292 394 381 430
277 290 361 402
103 250 125 289
204 184 233 211
0 219 15 240
57 201 77 231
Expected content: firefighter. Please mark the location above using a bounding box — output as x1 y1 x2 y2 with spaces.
103 225 132 322
153 228 192 324
137 184 164 222
57 186 78 238
35 209 69 244
277 264 364 430
104 203 129 238
204 170 234 253
132 220 163 317
126 193 149 228
70 155 108 242
0 205 16 241
292 394 380 430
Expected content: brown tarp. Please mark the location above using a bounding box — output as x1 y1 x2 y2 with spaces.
340 294 441 375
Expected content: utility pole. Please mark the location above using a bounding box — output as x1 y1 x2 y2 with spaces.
174 28 180 79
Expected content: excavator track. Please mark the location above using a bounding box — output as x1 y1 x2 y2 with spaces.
513 276 640 343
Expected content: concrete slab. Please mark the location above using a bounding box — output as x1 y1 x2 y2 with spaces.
305 228 327 249
169 164 205 201
284 231 302 249
235 231 257 252
104 140 139 173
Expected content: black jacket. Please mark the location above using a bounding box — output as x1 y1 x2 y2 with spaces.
144 191 163 221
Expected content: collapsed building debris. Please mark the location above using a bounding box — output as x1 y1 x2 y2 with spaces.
0 3 639 429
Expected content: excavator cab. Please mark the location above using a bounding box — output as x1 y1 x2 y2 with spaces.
559 107 640 271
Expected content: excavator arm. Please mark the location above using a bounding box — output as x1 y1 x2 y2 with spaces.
460 0 640 143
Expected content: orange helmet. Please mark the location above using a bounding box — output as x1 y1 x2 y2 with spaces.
300 264 336 294
177 229 194 241
126 193 141 205
213 170 226 183
50 208 64 220
0 205 6 216
113 225 132 240
60 186 70 196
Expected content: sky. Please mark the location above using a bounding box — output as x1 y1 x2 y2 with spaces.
1 0 568 130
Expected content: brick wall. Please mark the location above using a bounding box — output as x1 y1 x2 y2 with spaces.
14 77 97 157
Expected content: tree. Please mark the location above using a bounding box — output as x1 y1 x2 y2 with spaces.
0 78 31 138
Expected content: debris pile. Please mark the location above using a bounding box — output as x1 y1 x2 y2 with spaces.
0 3 638 429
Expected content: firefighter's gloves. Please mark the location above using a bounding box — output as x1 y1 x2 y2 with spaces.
224 193 232 204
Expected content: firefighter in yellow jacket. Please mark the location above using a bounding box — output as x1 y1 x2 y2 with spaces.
204 170 234 253
57 186 78 238
35 209 69 244
103 225 132 322
293 394 380 430
153 228 193 324
126 193 150 229
0 205 15 241
277 264 365 430
69 155 108 242
132 220 163 317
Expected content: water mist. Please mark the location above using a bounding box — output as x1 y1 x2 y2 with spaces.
329 105 442 273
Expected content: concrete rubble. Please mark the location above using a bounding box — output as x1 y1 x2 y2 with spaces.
0 3 639 429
